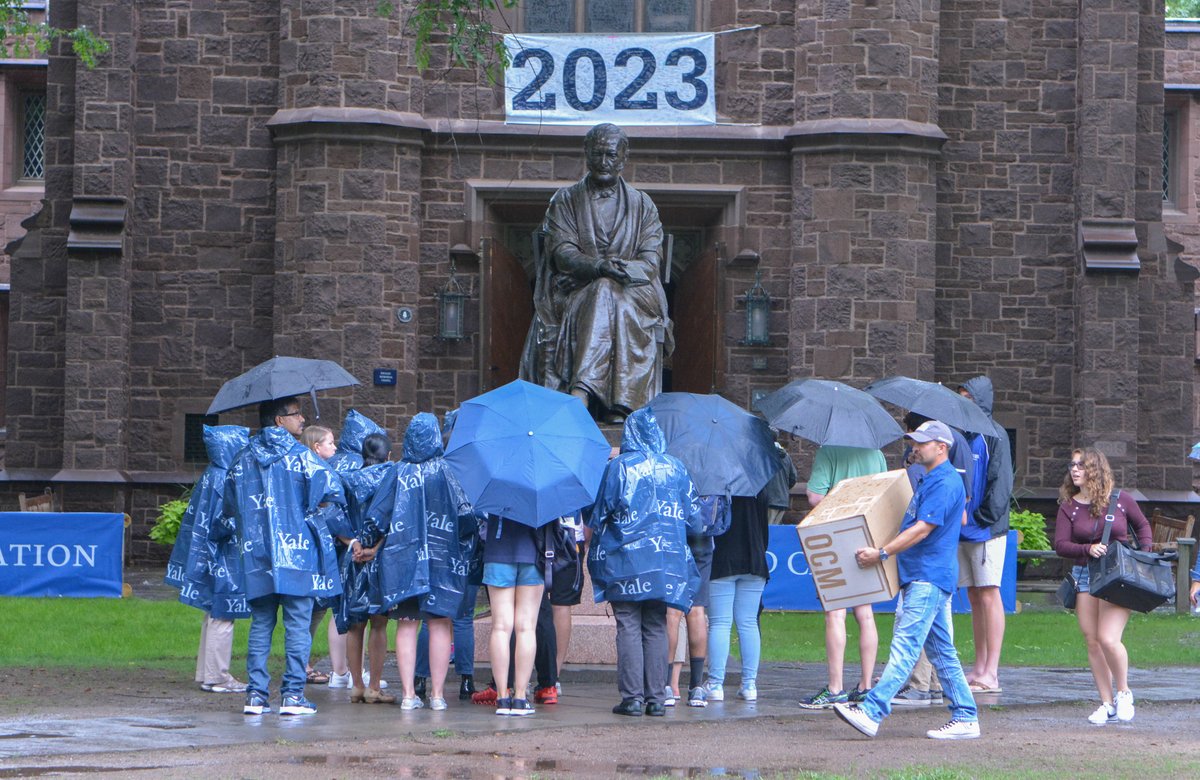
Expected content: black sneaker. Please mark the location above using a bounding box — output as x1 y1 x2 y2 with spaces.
848 685 870 703
612 698 644 716
459 674 476 701
508 698 535 717
495 696 512 716
414 676 427 700
243 692 271 715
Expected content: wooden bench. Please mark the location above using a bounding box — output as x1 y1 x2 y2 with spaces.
18 488 56 512
1148 508 1195 552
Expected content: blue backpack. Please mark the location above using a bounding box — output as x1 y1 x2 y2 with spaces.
697 494 732 537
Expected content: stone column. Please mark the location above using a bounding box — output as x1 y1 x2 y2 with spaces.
788 0 944 385
1073 0 1144 485
270 0 424 429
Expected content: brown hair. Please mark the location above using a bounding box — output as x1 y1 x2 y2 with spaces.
1058 447 1114 518
300 425 334 454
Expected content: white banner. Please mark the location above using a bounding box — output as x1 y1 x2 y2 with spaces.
503 33 716 126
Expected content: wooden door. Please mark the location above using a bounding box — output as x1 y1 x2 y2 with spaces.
670 243 723 394
479 236 533 392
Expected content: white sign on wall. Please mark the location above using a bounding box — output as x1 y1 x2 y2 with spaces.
503 33 716 126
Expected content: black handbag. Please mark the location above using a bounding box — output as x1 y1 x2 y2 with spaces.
1087 490 1176 613
1057 571 1078 610
537 516 581 591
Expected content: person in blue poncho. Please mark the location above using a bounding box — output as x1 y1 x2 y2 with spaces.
216 396 346 717
336 432 395 704
164 424 251 695
327 409 386 473
366 412 477 711
587 407 703 717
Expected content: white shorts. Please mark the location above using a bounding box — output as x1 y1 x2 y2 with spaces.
957 535 1005 588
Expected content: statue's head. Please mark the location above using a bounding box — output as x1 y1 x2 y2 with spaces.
584 123 629 188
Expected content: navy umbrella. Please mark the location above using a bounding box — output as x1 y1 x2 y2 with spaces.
444 379 611 527
207 355 360 418
864 375 1002 437
754 378 903 449
647 392 781 497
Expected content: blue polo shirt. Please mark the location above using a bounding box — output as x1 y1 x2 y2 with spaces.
897 459 966 593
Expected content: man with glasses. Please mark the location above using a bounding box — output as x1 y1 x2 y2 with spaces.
217 396 345 717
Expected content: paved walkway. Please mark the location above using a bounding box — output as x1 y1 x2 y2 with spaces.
3 662 1196 760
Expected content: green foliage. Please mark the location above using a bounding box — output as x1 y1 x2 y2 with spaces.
1167 0 1200 18
0 0 110 68
388 0 518 81
148 489 192 547
1010 508 1052 550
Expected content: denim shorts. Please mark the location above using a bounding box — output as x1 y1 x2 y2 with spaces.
483 562 543 588
1071 563 1091 594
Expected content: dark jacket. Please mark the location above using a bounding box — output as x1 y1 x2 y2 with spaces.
587 408 703 611
962 376 1013 539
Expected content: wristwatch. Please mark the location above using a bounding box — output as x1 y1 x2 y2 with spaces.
878 548 889 562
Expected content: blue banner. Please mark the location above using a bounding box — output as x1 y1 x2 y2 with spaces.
764 526 1018 614
0 513 125 598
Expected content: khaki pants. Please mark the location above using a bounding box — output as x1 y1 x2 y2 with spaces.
195 615 236 686
910 650 941 692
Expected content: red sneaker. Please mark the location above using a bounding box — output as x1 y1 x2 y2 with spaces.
471 685 498 705
533 686 558 704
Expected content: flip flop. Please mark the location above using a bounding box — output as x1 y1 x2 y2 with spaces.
968 682 1002 694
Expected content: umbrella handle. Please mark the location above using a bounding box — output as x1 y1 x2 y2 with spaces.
310 388 320 420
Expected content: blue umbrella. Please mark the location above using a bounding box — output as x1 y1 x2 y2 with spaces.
444 379 611 527
647 392 781 497
1190 442 1200 461
755 378 904 449
207 355 359 418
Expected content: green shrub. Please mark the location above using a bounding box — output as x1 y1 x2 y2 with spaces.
1010 508 1051 550
148 489 192 546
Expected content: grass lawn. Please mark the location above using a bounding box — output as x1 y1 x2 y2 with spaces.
3 596 1199 673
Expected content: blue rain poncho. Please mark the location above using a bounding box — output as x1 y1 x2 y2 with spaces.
334 461 393 632
327 409 386 473
365 413 477 615
218 426 346 600
587 407 703 611
164 425 251 619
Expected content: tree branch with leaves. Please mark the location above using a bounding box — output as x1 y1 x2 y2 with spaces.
380 0 517 81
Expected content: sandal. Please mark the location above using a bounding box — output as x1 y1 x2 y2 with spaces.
350 687 367 703
306 670 330 684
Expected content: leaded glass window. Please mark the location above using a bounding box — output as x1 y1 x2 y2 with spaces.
525 0 574 33
521 0 699 33
21 93 46 181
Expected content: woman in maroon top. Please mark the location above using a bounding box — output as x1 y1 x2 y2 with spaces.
1053 447 1151 726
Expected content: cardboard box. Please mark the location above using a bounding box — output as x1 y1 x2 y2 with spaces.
797 469 913 611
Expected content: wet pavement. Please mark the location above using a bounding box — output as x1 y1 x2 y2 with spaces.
2 661 1196 761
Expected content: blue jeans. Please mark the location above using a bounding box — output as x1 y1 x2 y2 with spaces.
861 582 976 724
415 583 478 677
706 574 766 685
247 593 314 699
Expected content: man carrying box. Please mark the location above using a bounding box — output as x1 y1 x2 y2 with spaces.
832 420 980 740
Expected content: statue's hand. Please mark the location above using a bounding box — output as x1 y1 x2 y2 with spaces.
598 257 631 285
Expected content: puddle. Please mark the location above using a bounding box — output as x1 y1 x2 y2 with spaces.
291 755 378 766
131 723 194 731
0 767 165 777
0 732 66 740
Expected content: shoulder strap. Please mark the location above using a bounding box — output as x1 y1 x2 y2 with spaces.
1099 490 1120 545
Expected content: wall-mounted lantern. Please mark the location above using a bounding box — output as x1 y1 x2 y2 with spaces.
438 258 468 341
741 270 771 346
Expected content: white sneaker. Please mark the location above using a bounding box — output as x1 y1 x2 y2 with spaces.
429 697 448 711
832 703 879 738
328 671 353 689
1088 703 1117 725
400 696 425 711
926 720 981 740
737 682 757 702
362 671 389 689
703 681 724 701
663 686 677 707
1114 690 1135 722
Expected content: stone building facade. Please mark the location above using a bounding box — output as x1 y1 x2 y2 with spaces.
2 0 1195 561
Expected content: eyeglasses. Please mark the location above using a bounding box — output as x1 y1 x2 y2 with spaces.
1068 461 1085 470
278 411 303 418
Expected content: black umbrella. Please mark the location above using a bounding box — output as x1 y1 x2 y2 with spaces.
646 392 782 497
864 375 1001 437
207 356 360 418
754 379 903 449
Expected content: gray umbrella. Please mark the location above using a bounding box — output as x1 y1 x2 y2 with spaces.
864 375 1002 437
754 378 903 449
207 355 360 418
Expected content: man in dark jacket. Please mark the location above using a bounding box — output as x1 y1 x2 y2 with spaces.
958 376 1013 694
219 396 345 717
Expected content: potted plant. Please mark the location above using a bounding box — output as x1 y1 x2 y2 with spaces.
1009 507 1052 578
149 488 192 547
